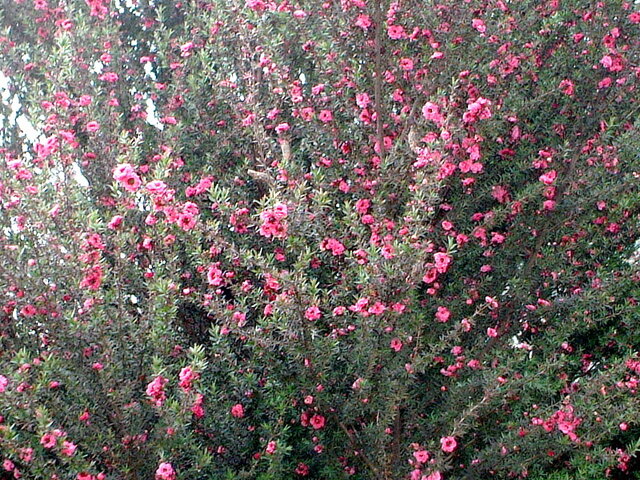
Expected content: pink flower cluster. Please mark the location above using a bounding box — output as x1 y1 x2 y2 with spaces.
191 393 205 418
185 176 213 197
305 305 322 321
85 0 109 18
176 202 199 231
462 97 492 123
440 436 457 452
531 404 582 442
155 462 176 480
423 252 452 285
39 429 76 456
231 403 245 418
113 163 141 192
259 202 288 239
178 366 199 392
146 376 168 407
422 102 444 125
320 238 346 256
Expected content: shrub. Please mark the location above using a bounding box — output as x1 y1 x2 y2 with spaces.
0 0 639 479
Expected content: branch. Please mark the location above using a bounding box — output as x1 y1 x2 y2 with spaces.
337 420 384 480
373 0 385 160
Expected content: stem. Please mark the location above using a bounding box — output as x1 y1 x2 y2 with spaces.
337 420 384 480
373 0 385 160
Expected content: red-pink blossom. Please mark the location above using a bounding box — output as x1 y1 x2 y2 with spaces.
440 436 457 453
231 403 245 418
305 305 322 321
435 306 451 323
40 433 57 449
310 414 326 430
390 338 403 352
155 462 176 480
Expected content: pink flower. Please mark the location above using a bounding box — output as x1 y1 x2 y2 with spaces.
231 403 245 418
180 41 195 57
355 198 370 214
146 376 168 407
433 252 452 273
266 440 277 454
85 121 100 133
155 462 176 480
413 450 430 463
492 185 511 203
305 306 322 321
78 95 93 106
472 18 486 33
271 202 288 219
382 244 396 259
40 433 57 449
318 110 333 123
178 366 199 391
146 180 168 195
310 414 326 430
259 203 289 239
177 213 197 231
275 123 290 134
246 0 266 11
3 459 14 472
440 436 457 453
539 170 557 185
559 79 575 96
113 163 141 192
399 58 414 71
321 238 345 256
80 265 103 291
332 306 346 316
21 304 37 317
422 102 443 124
19 448 33 463
390 338 403 352
435 306 451 323
368 301 386 315
98 72 119 82
108 215 124 230
62 440 77 456
191 393 205 418
354 14 372 30
0 375 8 393
387 24 406 39
295 463 310 476
207 263 224 287
463 97 492 123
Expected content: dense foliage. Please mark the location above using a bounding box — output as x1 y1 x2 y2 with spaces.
1 0 640 479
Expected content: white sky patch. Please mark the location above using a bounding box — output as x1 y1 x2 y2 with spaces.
72 162 90 187
16 115 40 143
0 71 89 187
92 61 104 74
144 61 157 81
0 72 10 100
145 97 163 130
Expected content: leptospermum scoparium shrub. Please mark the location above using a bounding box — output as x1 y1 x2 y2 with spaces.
1 0 640 479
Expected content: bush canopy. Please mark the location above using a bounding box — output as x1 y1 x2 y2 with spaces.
1 0 640 479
